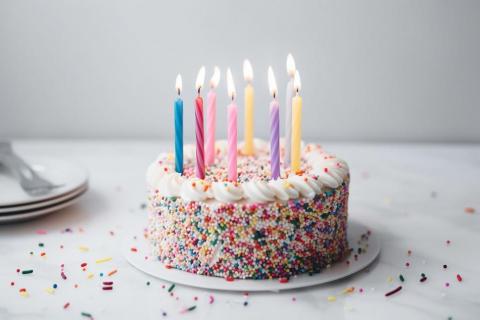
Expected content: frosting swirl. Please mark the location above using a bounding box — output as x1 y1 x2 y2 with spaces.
242 180 276 203
180 178 211 202
146 140 349 203
157 172 184 197
211 182 244 203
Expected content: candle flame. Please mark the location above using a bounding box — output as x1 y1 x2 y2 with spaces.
195 66 206 93
175 74 182 95
287 53 296 77
226 68 236 100
293 70 301 92
243 59 253 82
267 66 278 98
210 66 221 89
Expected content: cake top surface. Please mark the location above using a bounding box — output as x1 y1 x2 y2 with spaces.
146 139 349 204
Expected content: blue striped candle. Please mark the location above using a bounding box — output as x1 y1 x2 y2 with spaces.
174 74 184 174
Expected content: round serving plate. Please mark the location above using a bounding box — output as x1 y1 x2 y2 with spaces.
0 182 88 214
0 187 87 224
0 156 88 207
124 220 380 292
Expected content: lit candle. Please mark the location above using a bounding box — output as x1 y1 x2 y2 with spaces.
195 66 206 179
284 53 296 168
291 70 302 173
226 68 238 181
206 66 220 166
243 59 254 155
174 74 183 174
268 67 280 179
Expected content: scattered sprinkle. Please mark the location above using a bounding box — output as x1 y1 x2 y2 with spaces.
38 243 44 247
22 269 33 275
168 284 176 292
81 311 93 318
44 287 55 294
79 246 89 252
63 302 70 309
130 247 138 252
456 274 463 282
385 286 402 297
107 269 118 276
209 295 215 304
36 229 47 235
279 277 289 283
327 295 337 302
95 257 112 264
464 207 475 214
399 275 405 282
61 272 67 280
180 306 196 314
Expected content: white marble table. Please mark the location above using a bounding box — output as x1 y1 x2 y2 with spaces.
1 140 479 320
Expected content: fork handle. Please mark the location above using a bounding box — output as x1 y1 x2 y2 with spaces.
0 152 40 184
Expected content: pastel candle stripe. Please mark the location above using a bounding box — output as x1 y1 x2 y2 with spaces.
195 96 205 179
205 90 216 166
270 100 280 179
227 102 238 181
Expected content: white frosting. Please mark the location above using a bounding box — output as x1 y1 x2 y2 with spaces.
183 145 196 161
180 178 211 202
212 182 244 203
242 180 276 203
146 140 349 203
287 174 316 199
268 179 299 201
157 172 184 197
145 154 174 189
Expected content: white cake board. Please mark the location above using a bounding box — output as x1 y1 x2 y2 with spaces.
124 220 380 292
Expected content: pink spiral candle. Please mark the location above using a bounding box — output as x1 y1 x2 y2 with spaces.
205 90 216 166
195 96 205 179
227 102 238 181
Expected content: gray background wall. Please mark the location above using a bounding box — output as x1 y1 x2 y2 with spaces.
1 0 479 142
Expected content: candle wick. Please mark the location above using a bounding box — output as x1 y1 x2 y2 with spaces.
177 88 181 96
197 87 201 95
273 92 276 99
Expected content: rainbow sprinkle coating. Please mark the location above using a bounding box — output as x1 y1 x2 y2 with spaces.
147 176 350 279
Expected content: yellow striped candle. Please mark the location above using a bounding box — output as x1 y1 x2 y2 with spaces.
243 59 254 155
291 70 302 173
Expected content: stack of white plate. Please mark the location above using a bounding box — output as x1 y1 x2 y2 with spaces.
0 157 88 223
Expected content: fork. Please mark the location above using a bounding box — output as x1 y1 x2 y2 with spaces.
0 141 62 196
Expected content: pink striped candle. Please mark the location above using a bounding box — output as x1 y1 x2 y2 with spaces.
195 66 206 179
195 96 205 179
205 67 220 166
226 68 237 181
227 102 238 181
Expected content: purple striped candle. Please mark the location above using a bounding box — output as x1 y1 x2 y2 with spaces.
270 100 280 179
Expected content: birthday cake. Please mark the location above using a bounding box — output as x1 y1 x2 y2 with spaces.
146 140 350 280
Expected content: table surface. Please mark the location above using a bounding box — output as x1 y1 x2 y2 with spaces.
1 140 479 320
